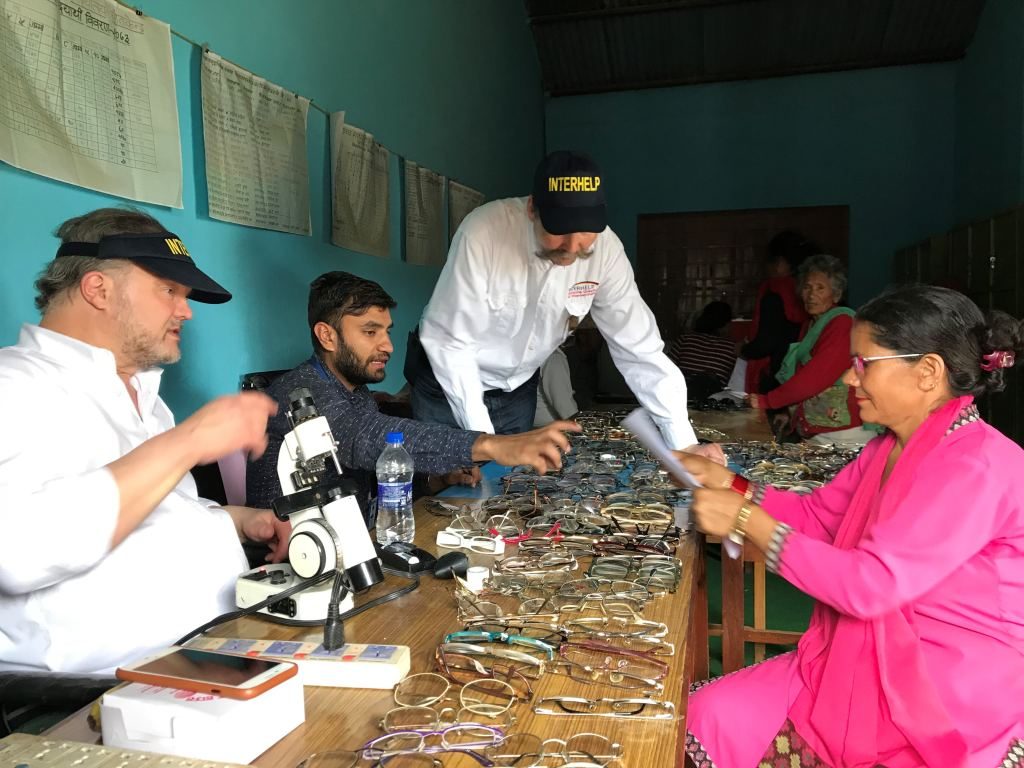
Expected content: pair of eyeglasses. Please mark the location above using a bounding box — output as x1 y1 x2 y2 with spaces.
434 648 535 701
362 723 505 761
550 659 664 693
444 630 556 660
439 642 546 680
436 528 505 555
533 696 676 720
850 352 924 375
463 619 567 645
559 640 669 680
495 552 578 572
379 703 517 734
484 732 622 767
393 672 518 718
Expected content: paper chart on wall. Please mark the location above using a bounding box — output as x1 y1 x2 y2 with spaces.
448 179 484 244
0 0 182 206
329 112 390 258
201 50 310 235
404 159 445 266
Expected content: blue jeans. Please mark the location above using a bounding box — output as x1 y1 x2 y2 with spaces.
406 331 539 435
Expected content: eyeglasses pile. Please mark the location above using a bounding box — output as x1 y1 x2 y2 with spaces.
298 411 698 767
724 439 861 492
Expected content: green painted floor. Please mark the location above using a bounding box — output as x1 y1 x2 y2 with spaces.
702 546 815 676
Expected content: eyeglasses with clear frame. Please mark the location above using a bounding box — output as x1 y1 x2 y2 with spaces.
850 353 924 375
483 732 623 767
533 696 677 720
361 723 505 762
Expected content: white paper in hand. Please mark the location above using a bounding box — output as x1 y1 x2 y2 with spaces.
621 408 741 559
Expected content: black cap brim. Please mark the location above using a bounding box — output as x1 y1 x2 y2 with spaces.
133 255 232 304
537 204 607 236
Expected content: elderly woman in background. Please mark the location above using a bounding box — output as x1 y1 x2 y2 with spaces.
750 254 873 445
681 284 1024 768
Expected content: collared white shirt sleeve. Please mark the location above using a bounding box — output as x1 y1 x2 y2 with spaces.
0 371 122 594
419 224 497 433
0 325 246 673
590 245 698 449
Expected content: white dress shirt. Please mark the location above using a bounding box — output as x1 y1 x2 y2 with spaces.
0 325 247 673
419 197 697 448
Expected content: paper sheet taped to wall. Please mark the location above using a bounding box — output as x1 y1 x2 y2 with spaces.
201 50 310 235
404 159 445 266
330 112 390 257
0 0 182 207
448 179 484 244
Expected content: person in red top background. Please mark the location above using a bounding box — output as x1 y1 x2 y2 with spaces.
750 254 875 446
742 231 812 395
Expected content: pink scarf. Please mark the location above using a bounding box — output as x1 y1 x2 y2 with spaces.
789 396 973 768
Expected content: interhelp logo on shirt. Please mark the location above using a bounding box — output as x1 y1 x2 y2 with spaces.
567 281 599 316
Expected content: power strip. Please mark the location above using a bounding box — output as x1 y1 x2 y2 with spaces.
0 733 247 767
184 636 410 689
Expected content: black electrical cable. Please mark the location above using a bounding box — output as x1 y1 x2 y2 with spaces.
322 571 350 651
175 567 419 646
175 571 334 645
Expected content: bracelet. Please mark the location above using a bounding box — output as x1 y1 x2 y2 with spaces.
727 503 754 546
730 474 754 500
765 523 793 574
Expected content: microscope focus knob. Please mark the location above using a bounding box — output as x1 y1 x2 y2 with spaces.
288 519 341 578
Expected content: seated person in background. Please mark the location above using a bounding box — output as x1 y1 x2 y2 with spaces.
667 300 737 400
680 284 1024 768
750 254 873 445
534 344 578 427
741 230 811 394
246 272 577 519
0 208 286 674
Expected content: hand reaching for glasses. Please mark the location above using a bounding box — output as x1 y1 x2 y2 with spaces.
681 441 727 466
670 451 734 489
473 420 582 474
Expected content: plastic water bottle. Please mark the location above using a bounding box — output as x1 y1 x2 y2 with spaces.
375 431 415 544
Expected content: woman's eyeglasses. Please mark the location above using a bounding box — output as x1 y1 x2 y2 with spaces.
850 353 924 375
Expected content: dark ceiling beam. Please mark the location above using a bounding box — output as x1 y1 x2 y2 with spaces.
528 0 766 25
545 47 967 97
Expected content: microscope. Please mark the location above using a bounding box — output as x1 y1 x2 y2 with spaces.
236 387 383 633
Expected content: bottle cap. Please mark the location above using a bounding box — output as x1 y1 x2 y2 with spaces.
466 566 489 593
386 431 404 444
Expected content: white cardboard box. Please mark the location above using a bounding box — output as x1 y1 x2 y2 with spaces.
101 674 304 764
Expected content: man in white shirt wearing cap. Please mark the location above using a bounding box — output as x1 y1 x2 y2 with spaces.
0 207 286 673
406 150 723 459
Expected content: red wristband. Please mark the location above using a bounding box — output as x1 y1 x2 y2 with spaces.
730 474 753 500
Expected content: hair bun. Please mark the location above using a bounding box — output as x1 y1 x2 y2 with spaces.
977 311 1024 394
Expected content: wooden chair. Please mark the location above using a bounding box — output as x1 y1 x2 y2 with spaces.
708 537 805 674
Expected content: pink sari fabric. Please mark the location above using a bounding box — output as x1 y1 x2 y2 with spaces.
689 394 1024 766
786 396 972 768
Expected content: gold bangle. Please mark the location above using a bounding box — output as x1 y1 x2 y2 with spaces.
728 503 755 546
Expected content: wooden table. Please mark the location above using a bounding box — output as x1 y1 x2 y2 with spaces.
48 498 704 768
690 408 773 444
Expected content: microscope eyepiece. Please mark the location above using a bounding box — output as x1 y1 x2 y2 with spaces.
287 387 319 425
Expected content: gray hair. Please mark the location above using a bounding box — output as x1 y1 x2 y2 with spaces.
35 208 166 313
799 253 847 299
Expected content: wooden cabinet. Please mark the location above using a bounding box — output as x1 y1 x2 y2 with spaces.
892 206 1023 444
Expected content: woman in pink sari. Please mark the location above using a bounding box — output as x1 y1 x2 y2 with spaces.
680 284 1024 768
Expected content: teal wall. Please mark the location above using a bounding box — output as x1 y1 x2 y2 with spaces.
0 0 543 418
545 63 958 306
954 0 1024 222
